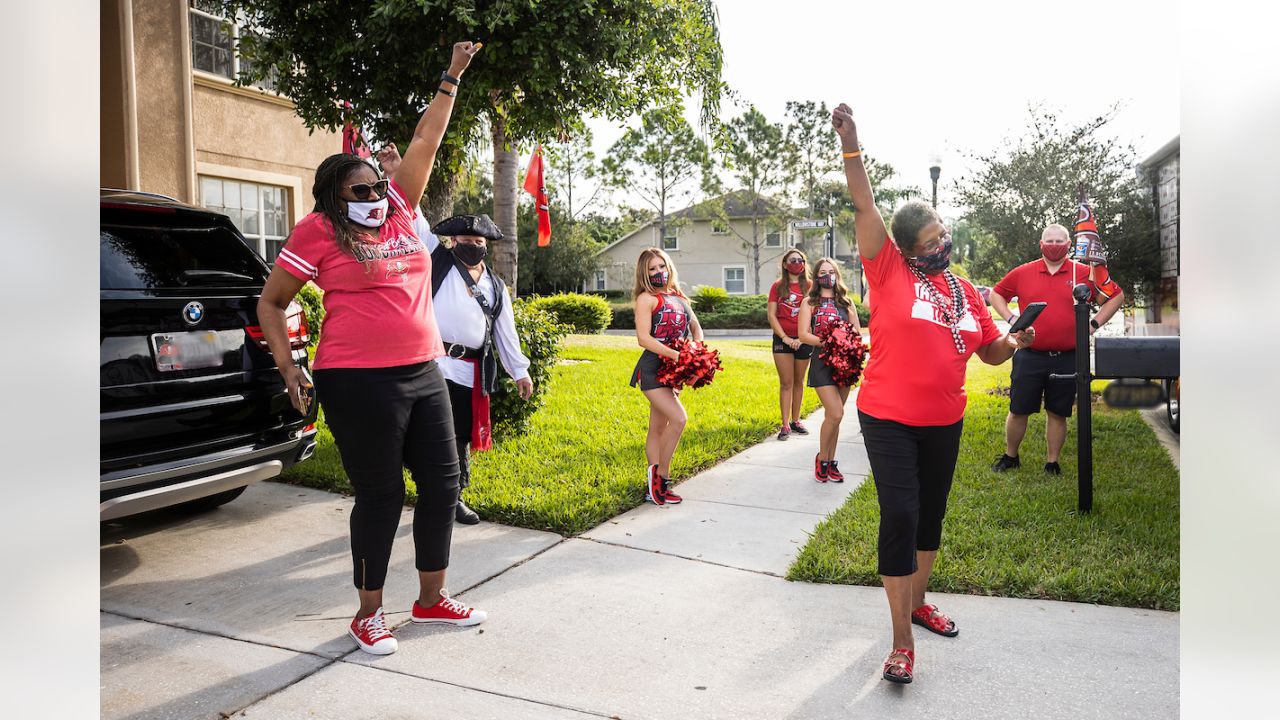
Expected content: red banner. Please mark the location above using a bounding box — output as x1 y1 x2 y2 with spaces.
523 144 552 247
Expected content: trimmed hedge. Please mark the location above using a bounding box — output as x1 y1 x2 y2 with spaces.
296 282 325 347
607 292 868 330
527 293 613 334
491 298 569 439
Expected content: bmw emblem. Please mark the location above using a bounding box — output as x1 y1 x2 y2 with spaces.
182 301 205 325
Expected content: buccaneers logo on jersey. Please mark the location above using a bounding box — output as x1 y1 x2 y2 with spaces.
652 300 689 344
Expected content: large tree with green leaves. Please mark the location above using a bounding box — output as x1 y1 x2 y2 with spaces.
784 100 839 220
708 106 794 294
955 105 1159 301
602 104 711 244
221 0 724 291
544 127 605 227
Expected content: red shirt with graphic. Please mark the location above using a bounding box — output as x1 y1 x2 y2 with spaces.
768 280 808 337
856 241 1002 426
275 180 443 369
992 259 1121 352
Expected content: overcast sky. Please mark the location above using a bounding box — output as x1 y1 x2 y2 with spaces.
575 0 1179 220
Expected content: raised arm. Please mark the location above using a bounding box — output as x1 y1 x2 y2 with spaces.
831 103 890 261
394 41 480 208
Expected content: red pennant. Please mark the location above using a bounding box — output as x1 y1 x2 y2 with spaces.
523 144 552 247
341 101 372 159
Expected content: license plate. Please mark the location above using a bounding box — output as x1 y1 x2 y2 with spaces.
151 330 229 372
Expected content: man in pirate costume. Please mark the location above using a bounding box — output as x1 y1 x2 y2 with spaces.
418 212 533 523
988 189 1124 475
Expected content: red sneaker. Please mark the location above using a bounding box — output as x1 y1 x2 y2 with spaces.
660 476 682 504
645 464 666 506
827 460 845 483
349 607 397 655
814 454 829 483
411 589 487 626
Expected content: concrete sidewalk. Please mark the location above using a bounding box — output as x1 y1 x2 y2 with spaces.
101 398 1177 719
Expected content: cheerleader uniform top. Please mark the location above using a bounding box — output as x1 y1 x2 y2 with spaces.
631 292 692 390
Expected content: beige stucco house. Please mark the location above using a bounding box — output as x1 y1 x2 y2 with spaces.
102 0 341 263
590 193 855 296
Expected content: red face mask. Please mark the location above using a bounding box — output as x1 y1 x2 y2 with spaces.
784 259 805 274
1041 242 1069 262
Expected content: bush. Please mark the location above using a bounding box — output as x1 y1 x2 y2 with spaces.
586 289 627 301
691 285 730 313
696 294 769 329
491 298 569 439
610 302 635 330
296 282 325 347
853 298 870 327
528 293 613 334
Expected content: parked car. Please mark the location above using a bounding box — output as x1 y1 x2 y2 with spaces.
100 188 317 521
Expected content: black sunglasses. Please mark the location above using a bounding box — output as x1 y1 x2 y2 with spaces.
345 179 390 200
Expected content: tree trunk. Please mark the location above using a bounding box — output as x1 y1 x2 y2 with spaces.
491 115 519 295
423 171 459 225
751 215 761 294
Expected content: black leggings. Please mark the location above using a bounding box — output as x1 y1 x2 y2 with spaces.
446 379 473 491
314 361 460 591
858 410 964 577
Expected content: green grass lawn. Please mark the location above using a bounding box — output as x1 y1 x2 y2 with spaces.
280 334 820 536
787 358 1180 610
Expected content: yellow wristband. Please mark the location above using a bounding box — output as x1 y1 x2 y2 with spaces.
842 150 862 159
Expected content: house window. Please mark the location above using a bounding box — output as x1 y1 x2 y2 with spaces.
765 230 782 248
594 270 606 291
711 220 730 235
200 177 289 262
723 266 746 294
662 229 678 251
189 1 277 91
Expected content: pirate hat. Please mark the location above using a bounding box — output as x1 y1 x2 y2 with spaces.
432 214 504 241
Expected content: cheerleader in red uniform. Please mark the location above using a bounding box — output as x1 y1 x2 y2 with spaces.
631 247 704 506
797 258 862 483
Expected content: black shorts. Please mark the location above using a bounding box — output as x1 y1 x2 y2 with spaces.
1010 348 1078 417
772 334 814 359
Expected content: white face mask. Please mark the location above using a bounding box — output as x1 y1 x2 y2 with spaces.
346 197 389 228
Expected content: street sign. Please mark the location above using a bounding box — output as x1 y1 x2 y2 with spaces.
792 219 827 229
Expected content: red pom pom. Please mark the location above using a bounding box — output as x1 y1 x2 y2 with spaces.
816 318 867 387
656 338 724 389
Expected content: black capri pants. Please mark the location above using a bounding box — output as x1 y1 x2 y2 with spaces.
858 410 964 577
314 361 460 591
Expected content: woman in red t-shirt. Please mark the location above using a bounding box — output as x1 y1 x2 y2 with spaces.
631 247 704 507
257 42 486 657
766 249 813 441
831 102 1035 684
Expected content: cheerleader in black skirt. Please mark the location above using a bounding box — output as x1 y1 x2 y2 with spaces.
797 257 862 483
631 247 704 506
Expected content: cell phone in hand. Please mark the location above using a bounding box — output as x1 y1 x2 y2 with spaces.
1008 302 1047 333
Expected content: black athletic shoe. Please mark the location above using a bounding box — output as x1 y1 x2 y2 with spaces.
777 425 791 441
455 501 480 525
992 454 1021 472
790 421 810 435
1043 461 1062 476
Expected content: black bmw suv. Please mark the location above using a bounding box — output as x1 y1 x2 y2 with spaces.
100 188 318 521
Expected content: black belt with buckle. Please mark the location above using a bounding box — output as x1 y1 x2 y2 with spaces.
444 342 483 359
1027 348 1071 357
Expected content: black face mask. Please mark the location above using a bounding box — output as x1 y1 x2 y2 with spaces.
453 242 487 267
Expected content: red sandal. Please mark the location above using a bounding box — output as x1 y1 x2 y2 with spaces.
882 647 914 684
911 603 959 637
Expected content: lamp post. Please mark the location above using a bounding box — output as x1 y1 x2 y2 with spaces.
929 163 941 209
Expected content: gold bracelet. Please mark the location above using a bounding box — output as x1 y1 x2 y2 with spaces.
842 150 862 159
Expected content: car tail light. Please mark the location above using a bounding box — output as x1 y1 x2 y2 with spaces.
246 301 310 352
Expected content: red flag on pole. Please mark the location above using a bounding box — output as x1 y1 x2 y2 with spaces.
341 101 372 159
523 144 552 247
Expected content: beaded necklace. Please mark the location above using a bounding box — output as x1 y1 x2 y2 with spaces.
908 264 968 354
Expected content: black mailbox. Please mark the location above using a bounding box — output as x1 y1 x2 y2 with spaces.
1094 337 1179 380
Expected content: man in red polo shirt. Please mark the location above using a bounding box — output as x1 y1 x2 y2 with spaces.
989 224 1125 474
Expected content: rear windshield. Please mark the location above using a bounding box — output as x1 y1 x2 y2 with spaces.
101 223 269 290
